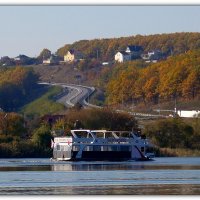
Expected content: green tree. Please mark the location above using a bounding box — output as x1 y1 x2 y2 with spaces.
38 48 51 60
144 118 194 148
32 124 51 148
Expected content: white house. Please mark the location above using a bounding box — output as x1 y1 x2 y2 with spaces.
43 55 59 65
114 51 131 63
64 50 83 63
114 45 143 63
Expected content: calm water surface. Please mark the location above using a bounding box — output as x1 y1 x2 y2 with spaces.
0 157 200 195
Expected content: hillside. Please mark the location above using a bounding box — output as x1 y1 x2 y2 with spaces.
56 32 200 61
33 60 104 87
33 50 200 112
17 32 200 112
106 49 200 108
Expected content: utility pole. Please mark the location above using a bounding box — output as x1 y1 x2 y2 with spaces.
96 49 99 60
174 97 177 113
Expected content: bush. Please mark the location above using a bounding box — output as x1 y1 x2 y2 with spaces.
32 124 52 148
144 118 194 149
0 140 52 158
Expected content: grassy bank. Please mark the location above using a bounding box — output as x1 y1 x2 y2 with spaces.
21 86 65 117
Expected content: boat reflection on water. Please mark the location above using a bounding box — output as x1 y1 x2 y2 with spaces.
50 162 147 171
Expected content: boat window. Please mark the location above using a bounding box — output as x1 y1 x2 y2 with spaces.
107 146 118 151
141 147 145 152
101 146 108 151
72 145 80 151
83 146 93 151
112 146 118 151
120 146 131 151
93 145 101 151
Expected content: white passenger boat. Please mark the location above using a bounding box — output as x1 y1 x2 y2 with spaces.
51 129 155 161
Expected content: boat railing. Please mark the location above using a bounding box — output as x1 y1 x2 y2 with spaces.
73 138 94 143
92 137 130 144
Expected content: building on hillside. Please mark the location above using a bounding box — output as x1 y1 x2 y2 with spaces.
125 45 143 59
114 51 131 63
102 62 110 66
14 54 29 62
64 49 83 63
14 54 35 65
141 50 163 63
43 55 59 65
0 56 15 66
177 110 200 118
114 45 143 63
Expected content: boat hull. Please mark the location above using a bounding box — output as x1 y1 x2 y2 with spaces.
52 150 153 161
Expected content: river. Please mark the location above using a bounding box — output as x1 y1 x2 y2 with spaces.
0 157 200 195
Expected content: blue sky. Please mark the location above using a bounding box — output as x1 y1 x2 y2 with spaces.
0 5 200 57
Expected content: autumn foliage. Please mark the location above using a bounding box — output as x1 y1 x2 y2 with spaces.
106 49 200 105
57 32 200 61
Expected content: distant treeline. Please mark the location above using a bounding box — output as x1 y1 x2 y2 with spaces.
105 49 200 105
0 66 39 111
57 32 200 61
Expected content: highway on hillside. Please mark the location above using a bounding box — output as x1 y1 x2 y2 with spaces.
39 82 101 108
39 82 168 119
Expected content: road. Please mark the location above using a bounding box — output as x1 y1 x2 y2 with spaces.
39 82 168 119
39 82 101 108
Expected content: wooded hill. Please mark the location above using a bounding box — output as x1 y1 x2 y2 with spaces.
0 67 39 111
42 32 200 108
56 32 200 61
106 49 200 105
